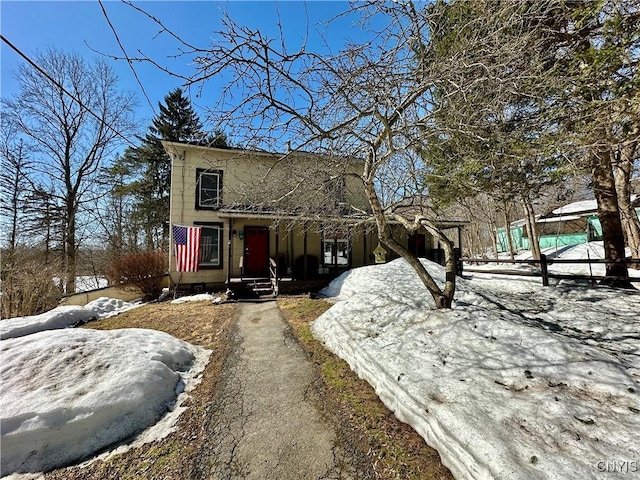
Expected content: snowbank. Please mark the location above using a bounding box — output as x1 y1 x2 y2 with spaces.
0 306 97 340
0 298 140 340
171 293 216 304
85 297 141 319
0 328 210 476
313 258 640 480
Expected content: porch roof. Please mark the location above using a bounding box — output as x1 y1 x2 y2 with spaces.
216 206 370 224
217 206 467 229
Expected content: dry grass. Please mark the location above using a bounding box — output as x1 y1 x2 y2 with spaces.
44 300 237 480
41 296 452 479
279 296 453 480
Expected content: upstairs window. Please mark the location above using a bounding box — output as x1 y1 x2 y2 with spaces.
196 169 223 209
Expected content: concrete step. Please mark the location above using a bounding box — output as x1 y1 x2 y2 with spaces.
253 287 274 294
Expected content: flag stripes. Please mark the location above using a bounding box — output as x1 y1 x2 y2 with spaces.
172 224 202 272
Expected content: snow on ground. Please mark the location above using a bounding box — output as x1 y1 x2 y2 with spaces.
313 258 640 480
0 298 141 340
85 296 142 319
53 276 109 294
75 276 109 292
0 327 210 476
473 241 640 279
0 306 97 340
171 293 217 304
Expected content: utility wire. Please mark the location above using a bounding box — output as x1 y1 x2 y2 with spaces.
98 0 156 116
1 34 137 148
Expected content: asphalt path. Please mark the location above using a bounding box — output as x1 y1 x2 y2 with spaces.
192 300 373 480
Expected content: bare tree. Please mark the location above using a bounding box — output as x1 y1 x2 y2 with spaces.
0 117 31 251
2 49 137 293
169 2 463 308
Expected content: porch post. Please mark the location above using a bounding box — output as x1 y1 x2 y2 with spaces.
290 227 295 278
226 218 233 285
275 223 280 279
333 238 338 276
363 229 367 266
303 223 308 281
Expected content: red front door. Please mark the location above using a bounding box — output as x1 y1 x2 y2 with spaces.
244 226 269 277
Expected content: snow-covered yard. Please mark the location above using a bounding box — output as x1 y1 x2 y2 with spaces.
0 297 210 478
474 242 640 281
313 249 640 479
0 298 141 341
2 243 639 479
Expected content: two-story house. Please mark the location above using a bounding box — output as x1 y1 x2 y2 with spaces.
163 141 463 294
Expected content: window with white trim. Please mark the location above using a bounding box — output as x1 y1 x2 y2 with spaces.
197 223 223 268
196 169 222 209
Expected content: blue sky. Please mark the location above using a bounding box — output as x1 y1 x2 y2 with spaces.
1 1 357 137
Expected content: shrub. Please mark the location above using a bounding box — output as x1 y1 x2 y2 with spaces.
1 248 63 319
106 250 167 301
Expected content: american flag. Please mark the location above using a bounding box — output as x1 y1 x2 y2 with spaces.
172 225 202 272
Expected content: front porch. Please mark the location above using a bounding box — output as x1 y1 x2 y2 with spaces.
219 210 374 287
170 210 466 296
228 251 354 298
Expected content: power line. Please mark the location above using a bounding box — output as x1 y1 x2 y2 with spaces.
98 0 157 117
0 34 137 149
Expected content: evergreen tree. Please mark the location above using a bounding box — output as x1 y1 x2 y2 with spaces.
422 0 638 283
150 88 204 142
114 88 227 249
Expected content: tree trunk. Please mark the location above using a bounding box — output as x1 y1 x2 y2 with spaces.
613 141 640 258
503 205 515 260
522 197 541 260
489 219 499 259
66 207 77 294
590 149 630 286
363 170 454 308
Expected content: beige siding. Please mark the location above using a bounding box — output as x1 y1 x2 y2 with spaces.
164 142 435 286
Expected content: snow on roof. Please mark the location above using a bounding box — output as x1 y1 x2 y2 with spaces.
551 195 637 216
552 199 597 215
313 257 640 480
536 214 582 223
1 327 210 476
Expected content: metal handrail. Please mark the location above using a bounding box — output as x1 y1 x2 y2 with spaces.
269 258 279 296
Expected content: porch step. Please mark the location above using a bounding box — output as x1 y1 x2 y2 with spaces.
250 281 275 297
253 287 275 294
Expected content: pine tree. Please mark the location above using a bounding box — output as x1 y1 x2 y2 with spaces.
149 88 204 142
